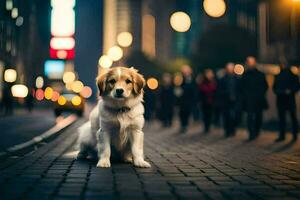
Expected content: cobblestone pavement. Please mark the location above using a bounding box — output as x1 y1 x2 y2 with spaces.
1 119 300 200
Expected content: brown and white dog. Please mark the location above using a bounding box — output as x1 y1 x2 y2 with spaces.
77 67 151 168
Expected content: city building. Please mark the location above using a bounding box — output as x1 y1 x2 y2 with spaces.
258 0 300 64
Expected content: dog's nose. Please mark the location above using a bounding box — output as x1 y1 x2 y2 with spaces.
115 88 124 96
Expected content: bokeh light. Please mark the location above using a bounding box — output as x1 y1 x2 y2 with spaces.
35 76 44 88
58 96 67 105
72 80 84 93
71 95 82 106
234 64 245 75
80 86 92 98
44 87 53 100
117 32 133 47
147 78 159 90
98 55 113 68
63 71 76 83
11 8 18 19
107 46 123 61
50 37 75 50
35 89 44 101
56 50 68 59
51 91 60 102
4 69 17 82
203 0 226 18
170 11 191 32
11 84 28 98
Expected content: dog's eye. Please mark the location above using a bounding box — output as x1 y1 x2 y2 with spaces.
108 79 116 84
125 79 132 84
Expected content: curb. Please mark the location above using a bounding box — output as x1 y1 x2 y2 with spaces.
0 114 78 160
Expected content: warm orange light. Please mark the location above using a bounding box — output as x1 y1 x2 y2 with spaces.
147 78 159 90
44 87 53 100
51 91 60 102
63 72 76 83
80 86 92 98
58 96 67 105
71 95 82 106
56 50 68 59
72 80 84 93
234 64 245 75
203 0 226 18
170 12 191 32
117 32 133 47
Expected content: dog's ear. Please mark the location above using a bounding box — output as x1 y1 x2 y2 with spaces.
132 71 145 95
96 73 107 96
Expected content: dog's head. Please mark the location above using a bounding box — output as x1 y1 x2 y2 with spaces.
96 67 145 100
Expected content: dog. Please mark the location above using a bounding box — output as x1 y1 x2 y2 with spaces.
77 67 151 168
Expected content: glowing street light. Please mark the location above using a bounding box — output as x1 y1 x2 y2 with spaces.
50 37 75 50
107 46 123 61
35 76 44 88
71 95 82 106
11 8 18 19
63 71 76 83
147 78 159 90
80 86 92 98
72 80 84 93
117 32 133 47
6 0 13 11
234 64 245 75
4 69 17 82
203 0 226 18
98 55 112 68
11 84 28 98
58 96 67 105
170 11 191 32
44 87 54 100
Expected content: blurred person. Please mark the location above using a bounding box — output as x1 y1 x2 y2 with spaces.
26 88 35 112
178 65 197 133
241 56 268 141
213 68 226 126
218 63 240 137
273 63 300 142
158 73 175 127
199 69 217 133
144 87 157 121
2 83 14 115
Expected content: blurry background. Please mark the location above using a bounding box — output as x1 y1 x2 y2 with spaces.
0 0 299 120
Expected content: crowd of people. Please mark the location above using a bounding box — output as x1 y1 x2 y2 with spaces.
146 56 299 142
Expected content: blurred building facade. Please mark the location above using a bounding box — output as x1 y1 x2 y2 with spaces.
0 0 49 97
258 0 300 65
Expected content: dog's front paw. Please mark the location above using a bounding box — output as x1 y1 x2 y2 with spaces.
96 158 111 168
134 159 151 168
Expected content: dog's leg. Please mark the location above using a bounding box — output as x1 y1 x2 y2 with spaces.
130 130 151 168
96 129 111 168
122 144 133 163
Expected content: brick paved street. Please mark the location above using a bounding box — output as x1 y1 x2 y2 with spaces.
1 119 300 200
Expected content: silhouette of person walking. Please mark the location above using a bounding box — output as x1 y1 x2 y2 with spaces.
273 63 299 142
241 57 268 141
